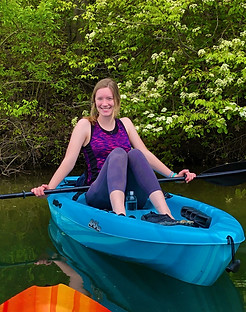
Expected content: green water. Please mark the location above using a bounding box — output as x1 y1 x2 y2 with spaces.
0 170 246 311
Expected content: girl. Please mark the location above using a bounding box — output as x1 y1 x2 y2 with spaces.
32 78 196 218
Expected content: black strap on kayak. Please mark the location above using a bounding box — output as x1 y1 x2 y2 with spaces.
72 172 87 201
226 235 241 273
72 191 86 201
163 192 173 199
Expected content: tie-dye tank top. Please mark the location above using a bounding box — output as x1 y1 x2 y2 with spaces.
82 119 132 185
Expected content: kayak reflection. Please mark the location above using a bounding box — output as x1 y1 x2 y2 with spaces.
48 219 244 312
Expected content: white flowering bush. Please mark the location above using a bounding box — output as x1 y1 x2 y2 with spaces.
1 0 246 173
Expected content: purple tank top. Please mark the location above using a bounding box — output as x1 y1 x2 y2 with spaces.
82 119 132 185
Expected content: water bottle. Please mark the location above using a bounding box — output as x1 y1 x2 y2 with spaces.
126 191 137 210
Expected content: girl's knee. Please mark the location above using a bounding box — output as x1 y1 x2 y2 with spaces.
109 147 128 163
111 147 127 156
128 149 145 161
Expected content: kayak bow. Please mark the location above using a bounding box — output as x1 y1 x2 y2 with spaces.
0 284 110 312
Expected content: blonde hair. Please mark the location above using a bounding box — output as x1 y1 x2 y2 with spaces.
86 78 121 124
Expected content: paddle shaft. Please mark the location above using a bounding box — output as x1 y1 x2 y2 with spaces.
0 257 61 268
158 168 246 183
1 167 245 199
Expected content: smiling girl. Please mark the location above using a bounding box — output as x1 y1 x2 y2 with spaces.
32 78 196 218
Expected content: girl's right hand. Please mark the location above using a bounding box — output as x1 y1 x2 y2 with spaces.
31 184 49 197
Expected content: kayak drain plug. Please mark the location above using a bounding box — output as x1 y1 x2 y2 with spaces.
226 235 240 273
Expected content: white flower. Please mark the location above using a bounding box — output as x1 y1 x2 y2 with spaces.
151 53 158 60
126 80 132 88
237 78 244 85
188 92 199 99
220 63 230 72
145 124 154 129
86 31 96 40
198 49 206 57
202 0 215 5
239 108 246 118
149 92 161 98
141 70 148 76
147 76 155 83
161 107 167 113
232 38 241 45
156 116 166 122
215 78 227 87
240 30 246 37
166 117 173 124
192 27 201 33
156 75 166 88
190 4 198 9
132 97 139 103
143 110 150 115
168 57 175 63
185 125 193 131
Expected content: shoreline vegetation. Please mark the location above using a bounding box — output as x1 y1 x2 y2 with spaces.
1 0 246 176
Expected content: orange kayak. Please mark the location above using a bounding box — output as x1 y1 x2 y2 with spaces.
0 284 110 312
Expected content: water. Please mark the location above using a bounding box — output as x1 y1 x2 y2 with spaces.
0 169 246 311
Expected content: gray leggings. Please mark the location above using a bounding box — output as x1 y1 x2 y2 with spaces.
85 148 162 210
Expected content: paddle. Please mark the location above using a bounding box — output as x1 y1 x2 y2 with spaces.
0 258 60 268
159 161 246 186
0 250 64 268
0 161 245 200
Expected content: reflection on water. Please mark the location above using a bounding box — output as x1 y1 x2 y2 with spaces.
48 218 244 312
35 256 92 298
0 171 246 310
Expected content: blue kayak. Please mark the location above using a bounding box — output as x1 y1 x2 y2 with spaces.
47 176 245 286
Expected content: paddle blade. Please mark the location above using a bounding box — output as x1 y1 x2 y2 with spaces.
201 161 246 186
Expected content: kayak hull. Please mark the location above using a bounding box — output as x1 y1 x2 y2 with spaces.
47 177 245 286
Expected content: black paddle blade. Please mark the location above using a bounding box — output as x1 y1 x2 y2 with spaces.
200 161 246 186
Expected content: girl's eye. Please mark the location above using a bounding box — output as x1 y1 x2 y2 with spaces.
96 97 113 101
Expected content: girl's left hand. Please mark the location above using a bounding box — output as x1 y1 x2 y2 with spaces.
177 169 196 183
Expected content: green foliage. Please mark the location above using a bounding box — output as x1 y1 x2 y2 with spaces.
235 188 246 200
0 0 246 174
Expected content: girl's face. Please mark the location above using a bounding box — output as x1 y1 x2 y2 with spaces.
95 87 115 117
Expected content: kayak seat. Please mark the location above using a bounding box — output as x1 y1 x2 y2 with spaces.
181 206 212 228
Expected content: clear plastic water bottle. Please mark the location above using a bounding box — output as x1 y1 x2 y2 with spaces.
126 191 137 210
